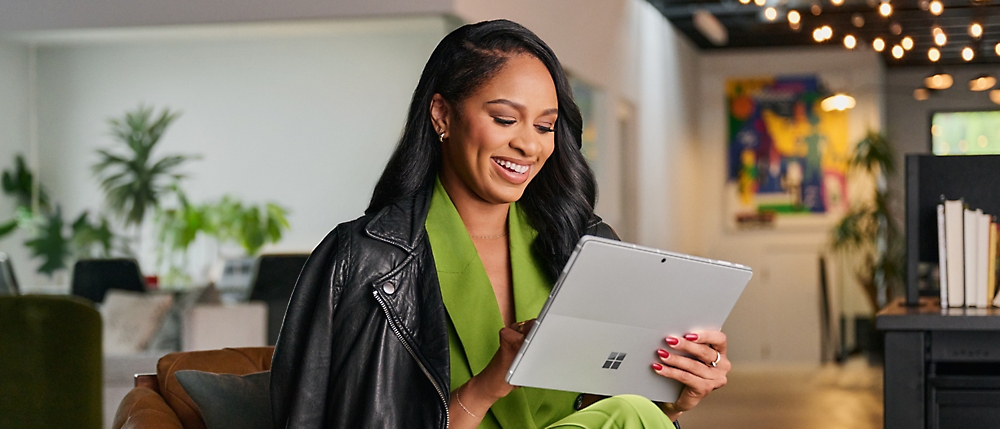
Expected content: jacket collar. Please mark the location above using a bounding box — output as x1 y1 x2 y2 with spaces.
363 188 433 253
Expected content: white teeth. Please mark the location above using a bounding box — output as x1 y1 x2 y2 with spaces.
495 159 529 174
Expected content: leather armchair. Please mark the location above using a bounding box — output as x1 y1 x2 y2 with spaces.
113 347 274 429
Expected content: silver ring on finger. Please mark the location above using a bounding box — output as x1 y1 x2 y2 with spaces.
709 351 721 368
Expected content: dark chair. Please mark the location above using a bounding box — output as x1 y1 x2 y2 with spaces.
0 295 103 429
0 252 18 296
71 258 146 304
247 253 309 345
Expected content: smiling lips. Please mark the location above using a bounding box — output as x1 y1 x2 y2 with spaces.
491 157 531 184
493 158 529 174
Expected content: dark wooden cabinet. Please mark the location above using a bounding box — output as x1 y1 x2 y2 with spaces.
878 298 1000 429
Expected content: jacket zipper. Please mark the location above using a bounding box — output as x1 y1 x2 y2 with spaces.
373 290 450 429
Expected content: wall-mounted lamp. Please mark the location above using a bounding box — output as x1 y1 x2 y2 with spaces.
820 93 856 111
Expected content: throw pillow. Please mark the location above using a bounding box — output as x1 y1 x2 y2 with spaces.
101 290 174 354
175 370 271 429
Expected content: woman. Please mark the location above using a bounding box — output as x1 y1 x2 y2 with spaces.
271 19 730 429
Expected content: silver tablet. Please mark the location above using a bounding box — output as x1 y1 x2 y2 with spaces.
506 235 752 403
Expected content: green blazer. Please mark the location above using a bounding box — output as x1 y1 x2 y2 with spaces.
425 179 578 428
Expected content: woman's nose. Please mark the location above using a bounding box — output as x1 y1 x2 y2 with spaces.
510 126 542 156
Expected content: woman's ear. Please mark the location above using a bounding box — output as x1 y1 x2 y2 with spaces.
429 94 451 137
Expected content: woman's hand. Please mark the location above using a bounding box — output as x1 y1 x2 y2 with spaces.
450 319 535 428
652 330 730 421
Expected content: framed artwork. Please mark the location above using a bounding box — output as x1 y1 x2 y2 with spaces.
570 75 600 168
726 76 850 229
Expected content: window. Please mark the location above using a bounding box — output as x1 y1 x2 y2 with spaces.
931 111 1000 155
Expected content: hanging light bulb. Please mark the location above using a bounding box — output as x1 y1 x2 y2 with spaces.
851 13 865 27
873 37 886 52
935 32 947 46
764 7 778 20
928 47 941 62
996 43 1000 56
755 0 766 6
891 45 904 59
914 88 930 101
925 72 953 90
820 93 856 111
813 28 825 42
788 10 801 25
831 0 844 5
932 25 943 36
970 23 983 39
890 22 902 35
929 0 943 15
844 34 857 49
969 75 997 92
740 0 751 4
811 3 822 15
821 25 832 40
902 36 914 50
991 89 1000 105
962 47 975 61
879 1 892 17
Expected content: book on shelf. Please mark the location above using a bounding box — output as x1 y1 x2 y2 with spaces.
938 198 1000 308
942 199 965 307
936 204 948 308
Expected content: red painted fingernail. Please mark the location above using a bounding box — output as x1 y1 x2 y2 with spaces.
657 349 670 358
665 337 679 346
652 363 663 371
684 333 699 341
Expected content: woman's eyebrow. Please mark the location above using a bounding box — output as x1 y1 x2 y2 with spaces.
485 99 558 116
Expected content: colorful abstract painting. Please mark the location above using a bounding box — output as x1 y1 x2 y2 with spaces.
727 76 850 226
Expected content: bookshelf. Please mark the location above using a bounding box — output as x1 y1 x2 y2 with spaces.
880 154 1000 429
904 154 1000 304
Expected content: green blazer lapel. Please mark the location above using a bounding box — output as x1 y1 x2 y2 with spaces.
490 204 550 428
425 180 504 377
508 204 551 322
425 180 540 429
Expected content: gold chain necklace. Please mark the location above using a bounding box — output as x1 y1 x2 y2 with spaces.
470 231 508 239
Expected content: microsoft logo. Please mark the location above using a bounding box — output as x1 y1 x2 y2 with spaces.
602 352 626 369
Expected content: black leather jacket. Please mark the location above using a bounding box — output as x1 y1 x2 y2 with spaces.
271 189 618 428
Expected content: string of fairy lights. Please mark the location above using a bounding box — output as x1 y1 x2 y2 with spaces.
740 0 1000 103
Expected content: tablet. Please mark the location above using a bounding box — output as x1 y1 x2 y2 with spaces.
505 235 752 403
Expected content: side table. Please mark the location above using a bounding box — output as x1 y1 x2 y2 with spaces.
877 297 1000 429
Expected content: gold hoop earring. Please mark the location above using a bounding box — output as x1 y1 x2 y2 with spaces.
439 132 446 142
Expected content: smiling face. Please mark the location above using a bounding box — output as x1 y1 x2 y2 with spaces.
432 54 558 205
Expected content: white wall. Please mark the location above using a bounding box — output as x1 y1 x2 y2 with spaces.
693 48 885 364
0 0 451 33
24 17 449 283
0 42 33 283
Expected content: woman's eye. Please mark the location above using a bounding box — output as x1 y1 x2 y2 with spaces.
536 125 555 133
493 117 516 126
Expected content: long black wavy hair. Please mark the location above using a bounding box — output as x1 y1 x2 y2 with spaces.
367 19 597 281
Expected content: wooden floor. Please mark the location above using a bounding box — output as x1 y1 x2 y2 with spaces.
678 358 883 429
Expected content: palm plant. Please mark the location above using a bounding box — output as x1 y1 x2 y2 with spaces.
93 106 195 227
831 131 904 310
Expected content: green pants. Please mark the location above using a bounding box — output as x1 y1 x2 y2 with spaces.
546 395 677 429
